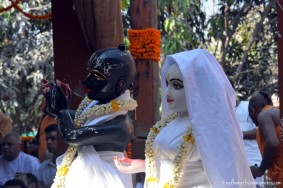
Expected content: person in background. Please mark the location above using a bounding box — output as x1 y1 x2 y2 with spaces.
36 114 56 162
0 112 12 155
35 124 57 188
249 90 283 188
3 179 27 188
0 132 40 186
235 100 263 187
15 173 38 188
115 49 255 187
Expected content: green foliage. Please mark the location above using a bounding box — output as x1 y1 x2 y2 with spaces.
210 0 278 99
158 0 207 58
0 0 279 133
158 0 278 100
0 0 53 134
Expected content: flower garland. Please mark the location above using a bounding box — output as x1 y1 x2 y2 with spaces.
52 146 77 188
51 97 138 188
145 113 195 188
128 28 161 62
74 97 137 128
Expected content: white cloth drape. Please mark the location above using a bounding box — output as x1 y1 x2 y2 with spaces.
160 49 256 188
57 90 133 188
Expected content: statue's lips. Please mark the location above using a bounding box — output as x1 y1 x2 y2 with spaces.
167 98 174 103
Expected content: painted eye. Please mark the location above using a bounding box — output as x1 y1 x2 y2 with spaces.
173 82 183 90
89 70 107 80
93 73 105 80
166 80 169 87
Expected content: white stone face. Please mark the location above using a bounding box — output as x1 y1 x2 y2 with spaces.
164 63 188 113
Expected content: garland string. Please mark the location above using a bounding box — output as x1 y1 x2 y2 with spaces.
0 0 51 20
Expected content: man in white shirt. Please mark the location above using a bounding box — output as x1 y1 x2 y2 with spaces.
235 100 263 187
0 132 40 186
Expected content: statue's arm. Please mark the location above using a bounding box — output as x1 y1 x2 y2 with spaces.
57 110 131 147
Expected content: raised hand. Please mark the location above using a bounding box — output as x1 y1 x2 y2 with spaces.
41 79 71 117
113 156 145 173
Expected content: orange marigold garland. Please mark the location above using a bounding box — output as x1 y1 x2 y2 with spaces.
128 28 161 62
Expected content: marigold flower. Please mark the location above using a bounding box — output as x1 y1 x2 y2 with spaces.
183 134 195 143
128 28 161 62
111 100 120 112
58 166 69 176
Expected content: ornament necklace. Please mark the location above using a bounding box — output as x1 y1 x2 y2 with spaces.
145 112 195 188
51 96 137 188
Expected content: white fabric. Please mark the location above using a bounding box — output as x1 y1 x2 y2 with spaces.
153 115 210 188
59 147 131 188
0 152 40 186
57 90 133 188
235 101 262 166
160 49 256 187
235 101 263 186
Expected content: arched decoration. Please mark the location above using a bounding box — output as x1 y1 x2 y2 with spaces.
0 0 51 20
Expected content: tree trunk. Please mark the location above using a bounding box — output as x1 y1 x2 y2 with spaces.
129 0 159 184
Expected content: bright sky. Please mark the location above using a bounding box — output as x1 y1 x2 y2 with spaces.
202 0 219 18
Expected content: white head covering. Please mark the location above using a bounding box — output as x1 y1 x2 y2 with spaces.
161 49 255 187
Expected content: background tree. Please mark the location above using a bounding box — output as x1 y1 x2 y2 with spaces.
207 0 278 99
0 0 53 134
155 0 278 100
0 0 279 134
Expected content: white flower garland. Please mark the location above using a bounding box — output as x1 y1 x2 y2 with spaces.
74 97 138 128
145 113 195 188
51 97 138 188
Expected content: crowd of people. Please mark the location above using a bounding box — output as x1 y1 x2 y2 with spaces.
0 45 282 188
0 113 57 188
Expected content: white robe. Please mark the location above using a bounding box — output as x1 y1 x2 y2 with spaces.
152 116 210 188
160 49 256 188
57 91 133 188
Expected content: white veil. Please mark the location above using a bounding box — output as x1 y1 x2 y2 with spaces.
161 49 255 187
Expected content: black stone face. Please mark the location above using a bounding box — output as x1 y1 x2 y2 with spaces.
83 44 136 103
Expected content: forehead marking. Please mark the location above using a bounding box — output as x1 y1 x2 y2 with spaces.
89 57 125 77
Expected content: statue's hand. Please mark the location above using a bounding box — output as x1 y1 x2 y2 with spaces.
57 110 76 141
41 79 71 117
113 156 145 173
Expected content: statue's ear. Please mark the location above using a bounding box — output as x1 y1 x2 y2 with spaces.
116 79 127 95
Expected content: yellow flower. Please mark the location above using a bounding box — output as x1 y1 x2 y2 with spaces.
111 100 120 112
150 127 159 134
163 183 174 188
58 166 69 176
146 177 158 183
183 134 194 143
